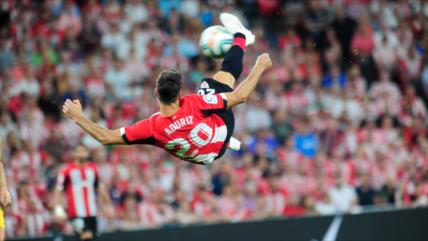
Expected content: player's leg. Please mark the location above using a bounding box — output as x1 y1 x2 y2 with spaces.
212 33 246 89
72 217 96 241
212 13 255 89
198 13 254 154
79 217 97 241
200 35 246 154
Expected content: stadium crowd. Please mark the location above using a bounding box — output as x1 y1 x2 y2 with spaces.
0 0 428 238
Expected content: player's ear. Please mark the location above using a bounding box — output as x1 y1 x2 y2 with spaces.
153 88 158 98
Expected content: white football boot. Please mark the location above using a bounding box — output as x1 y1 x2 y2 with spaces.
219 12 255 46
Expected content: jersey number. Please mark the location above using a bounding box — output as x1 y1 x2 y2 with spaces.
164 123 217 164
198 88 215 96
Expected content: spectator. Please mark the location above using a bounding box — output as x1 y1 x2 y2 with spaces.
104 58 132 100
356 174 376 206
101 23 129 59
328 177 358 213
0 111 17 141
271 111 293 145
351 15 375 57
244 95 272 132
124 0 149 25
283 195 306 217
330 6 357 67
119 195 141 230
314 191 336 215
375 178 397 205
293 119 318 158
264 176 287 217
175 202 198 225
322 65 347 89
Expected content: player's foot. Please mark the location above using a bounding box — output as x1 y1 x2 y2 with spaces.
220 12 255 46
227 136 242 151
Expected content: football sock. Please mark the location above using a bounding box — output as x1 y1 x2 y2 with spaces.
220 33 246 79
232 33 246 50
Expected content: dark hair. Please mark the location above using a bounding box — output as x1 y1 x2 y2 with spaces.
156 69 182 104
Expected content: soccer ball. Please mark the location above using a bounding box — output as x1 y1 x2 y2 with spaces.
199 25 233 59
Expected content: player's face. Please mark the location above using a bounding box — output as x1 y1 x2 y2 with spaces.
73 146 89 162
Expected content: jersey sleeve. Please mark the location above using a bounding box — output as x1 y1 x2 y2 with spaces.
191 94 228 112
120 118 156 145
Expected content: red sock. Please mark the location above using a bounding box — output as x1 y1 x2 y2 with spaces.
233 33 246 51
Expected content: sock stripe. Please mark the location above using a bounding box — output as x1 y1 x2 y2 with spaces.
233 36 246 51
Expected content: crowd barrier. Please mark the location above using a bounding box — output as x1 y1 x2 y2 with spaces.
10 207 428 241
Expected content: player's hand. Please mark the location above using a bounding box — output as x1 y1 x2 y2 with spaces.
0 187 11 207
62 99 83 121
53 205 67 222
256 53 272 70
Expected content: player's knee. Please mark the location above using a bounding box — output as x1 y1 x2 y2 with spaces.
213 71 235 89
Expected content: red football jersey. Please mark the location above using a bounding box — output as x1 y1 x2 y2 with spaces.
57 162 99 218
120 94 229 165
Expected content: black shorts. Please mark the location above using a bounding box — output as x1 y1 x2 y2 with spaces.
198 78 234 159
71 216 98 239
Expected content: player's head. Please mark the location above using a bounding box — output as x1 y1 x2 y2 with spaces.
73 144 89 163
155 69 182 105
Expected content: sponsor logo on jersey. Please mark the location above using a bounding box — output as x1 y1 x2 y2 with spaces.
202 95 218 104
201 81 209 89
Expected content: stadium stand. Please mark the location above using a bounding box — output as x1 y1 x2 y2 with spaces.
0 0 427 238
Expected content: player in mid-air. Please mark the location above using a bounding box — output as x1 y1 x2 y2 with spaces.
62 13 272 165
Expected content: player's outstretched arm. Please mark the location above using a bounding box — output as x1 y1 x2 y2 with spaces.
62 99 125 145
224 53 272 108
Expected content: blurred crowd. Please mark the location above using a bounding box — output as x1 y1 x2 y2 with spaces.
0 0 428 238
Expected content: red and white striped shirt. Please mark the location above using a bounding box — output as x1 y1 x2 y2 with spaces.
26 209 49 237
5 213 22 238
138 201 161 227
57 162 99 218
264 191 287 216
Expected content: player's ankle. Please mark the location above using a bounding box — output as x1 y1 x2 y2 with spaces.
233 33 246 51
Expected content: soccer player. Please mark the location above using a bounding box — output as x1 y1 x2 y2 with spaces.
54 144 113 241
0 139 12 241
62 13 272 165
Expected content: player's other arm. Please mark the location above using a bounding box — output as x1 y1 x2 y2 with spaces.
53 168 72 220
224 53 272 108
62 99 125 145
0 139 11 208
